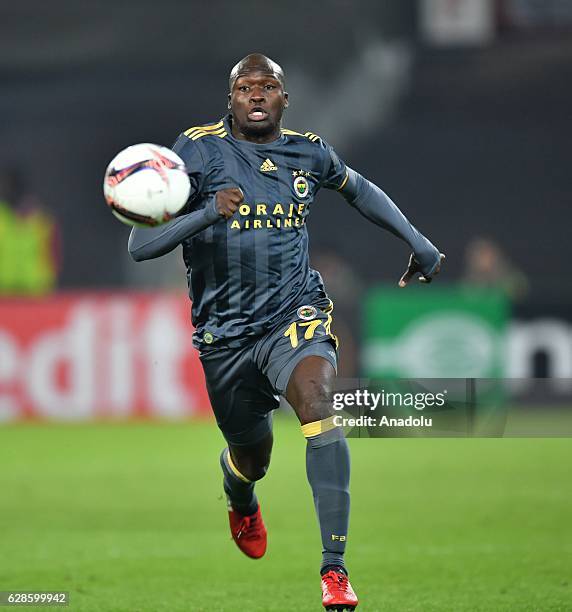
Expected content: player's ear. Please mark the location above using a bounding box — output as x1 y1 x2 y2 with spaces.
284 91 289 108
227 93 231 110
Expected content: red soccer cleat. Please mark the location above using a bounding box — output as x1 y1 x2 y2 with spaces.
321 569 359 610
227 504 267 559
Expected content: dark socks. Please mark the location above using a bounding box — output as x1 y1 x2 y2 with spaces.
303 421 351 573
321 565 348 576
219 448 258 516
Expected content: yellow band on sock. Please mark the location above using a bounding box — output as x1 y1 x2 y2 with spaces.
301 416 337 438
226 449 251 483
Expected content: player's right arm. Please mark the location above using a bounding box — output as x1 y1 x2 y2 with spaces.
128 196 218 261
128 134 242 262
128 188 243 261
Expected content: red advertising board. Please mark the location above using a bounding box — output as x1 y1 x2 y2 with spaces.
0 293 211 421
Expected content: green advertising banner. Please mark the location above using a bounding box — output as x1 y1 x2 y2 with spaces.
363 287 509 378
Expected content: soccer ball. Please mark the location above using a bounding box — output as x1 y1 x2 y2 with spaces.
103 143 191 226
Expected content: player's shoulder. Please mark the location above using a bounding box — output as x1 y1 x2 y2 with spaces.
181 118 229 142
282 128 347 188
281 127 327 147
173 118 227 163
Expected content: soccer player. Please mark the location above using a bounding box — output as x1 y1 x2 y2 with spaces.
128 53 444 610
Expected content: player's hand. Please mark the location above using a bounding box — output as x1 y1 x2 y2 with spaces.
398 253 446 287
215 187 244 219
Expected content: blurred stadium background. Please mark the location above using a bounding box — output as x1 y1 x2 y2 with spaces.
1 1 571 610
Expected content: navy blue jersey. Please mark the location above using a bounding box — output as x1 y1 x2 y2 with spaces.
172 115 348 347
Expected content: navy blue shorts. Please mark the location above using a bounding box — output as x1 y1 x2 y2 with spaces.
199 303 338 446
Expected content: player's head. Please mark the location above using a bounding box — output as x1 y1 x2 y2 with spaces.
228 53 288 139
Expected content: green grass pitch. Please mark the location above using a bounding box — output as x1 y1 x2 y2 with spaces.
1 418 571 611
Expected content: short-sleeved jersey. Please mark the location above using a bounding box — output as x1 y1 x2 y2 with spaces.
172 114 348 348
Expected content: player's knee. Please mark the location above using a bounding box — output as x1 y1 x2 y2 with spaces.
250 464 270 482
231 452 270 482
239 461 269 482
228 433 273 482
294 379 332 425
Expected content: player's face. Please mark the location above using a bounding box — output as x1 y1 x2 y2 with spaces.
229 72 288 141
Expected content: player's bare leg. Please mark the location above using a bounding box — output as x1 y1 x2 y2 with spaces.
220 432 273 559
286 356 358 610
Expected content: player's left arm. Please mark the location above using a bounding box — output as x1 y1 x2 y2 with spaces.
320 141 444 285
339 167 445 285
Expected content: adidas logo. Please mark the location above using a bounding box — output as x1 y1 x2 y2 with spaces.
260 158 277 172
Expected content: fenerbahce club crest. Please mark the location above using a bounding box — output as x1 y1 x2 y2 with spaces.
292 170 311 198
297 305 317 321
